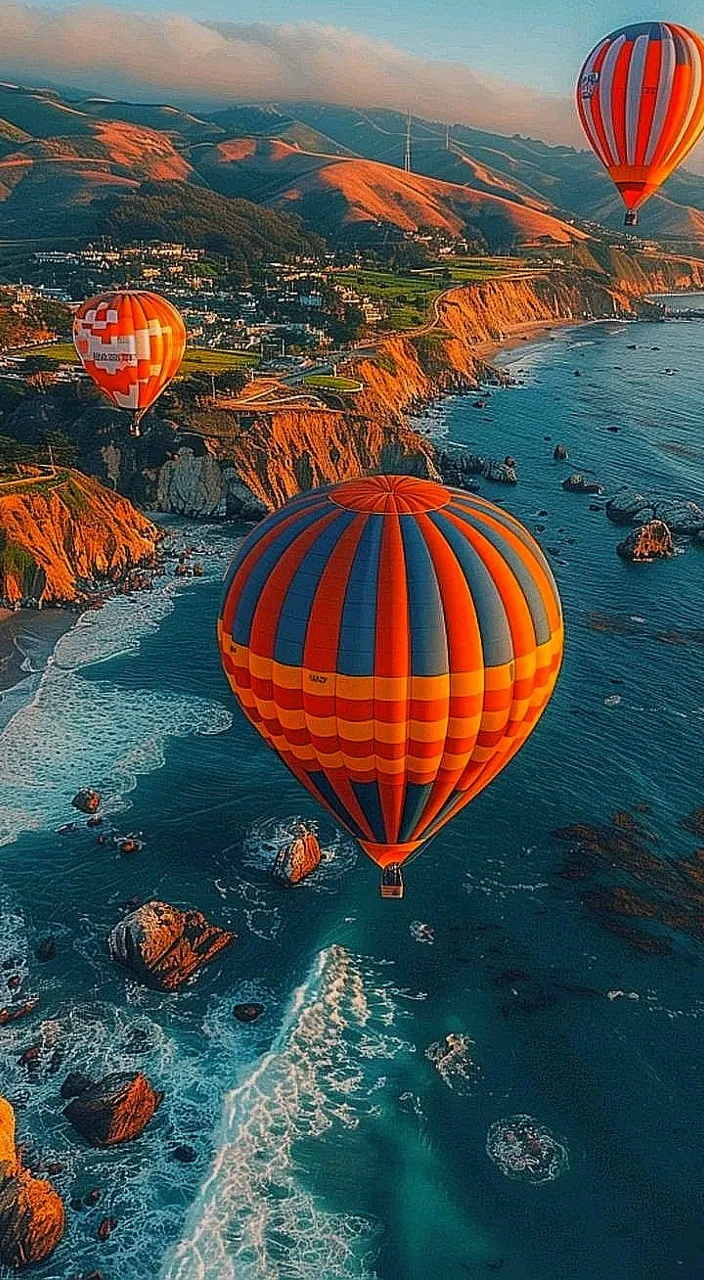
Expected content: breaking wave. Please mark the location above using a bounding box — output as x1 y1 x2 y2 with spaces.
162 945 412 1280
0 525 234 846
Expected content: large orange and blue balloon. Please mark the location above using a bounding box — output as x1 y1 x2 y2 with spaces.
73 290 186 436
218 475 563 896
577 21 704 225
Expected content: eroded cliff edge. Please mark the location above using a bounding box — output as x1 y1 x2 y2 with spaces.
0 469 159 606
5 254 704 526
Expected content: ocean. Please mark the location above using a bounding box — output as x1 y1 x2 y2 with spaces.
1 316 703 1280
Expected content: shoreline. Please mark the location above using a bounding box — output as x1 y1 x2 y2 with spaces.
0 608 75 694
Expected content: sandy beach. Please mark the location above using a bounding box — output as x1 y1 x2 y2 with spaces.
0 608 74 692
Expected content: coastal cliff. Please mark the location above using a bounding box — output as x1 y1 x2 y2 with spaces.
5 253 704 530
190 268 668 510
0 468 159 606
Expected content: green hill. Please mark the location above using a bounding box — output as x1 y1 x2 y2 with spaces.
98 181 324 271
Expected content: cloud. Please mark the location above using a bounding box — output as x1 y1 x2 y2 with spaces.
0 2 582 143
3 3 703 173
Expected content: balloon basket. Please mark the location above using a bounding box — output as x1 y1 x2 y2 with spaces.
624 210 638 227
380 863 404 899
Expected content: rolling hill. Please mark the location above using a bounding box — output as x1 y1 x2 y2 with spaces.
2 83 704 247
194 137 585 248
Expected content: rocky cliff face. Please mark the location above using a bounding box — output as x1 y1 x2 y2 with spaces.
0 469 159 606
4 257 698 524
0 1096 65 1270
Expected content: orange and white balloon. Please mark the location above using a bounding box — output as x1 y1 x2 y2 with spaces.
73 290 186 435
577 22 704 225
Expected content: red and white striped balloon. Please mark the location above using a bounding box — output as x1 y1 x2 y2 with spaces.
577 21 704 224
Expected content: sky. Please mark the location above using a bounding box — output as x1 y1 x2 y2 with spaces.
3 1 704 166
27 0 704 94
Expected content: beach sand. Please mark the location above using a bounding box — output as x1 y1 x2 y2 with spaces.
0 608 74 692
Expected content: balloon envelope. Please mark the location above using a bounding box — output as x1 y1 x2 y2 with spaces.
218 475 564 878
577 22 704 222
73 290 186 425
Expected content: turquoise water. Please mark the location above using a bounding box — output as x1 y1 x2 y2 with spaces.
1 318 704 1279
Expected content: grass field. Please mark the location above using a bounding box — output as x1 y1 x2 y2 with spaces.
15 343 260 375
332 259 520 329
303 373 362 392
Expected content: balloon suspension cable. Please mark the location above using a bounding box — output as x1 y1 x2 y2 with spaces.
380 862 404 899
624 210 638 227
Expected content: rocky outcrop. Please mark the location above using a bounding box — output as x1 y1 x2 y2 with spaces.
63 1072 162 1146
437 444 516 487
0 1096 65 1270
107 900 235 990
648 499 704 535
562 473 602 494
0 470 158 606
553 443 568 460
233 1002 265 1023
155 448 268 520
617 520 675 561
72 788 101 815
273 830 322 885
606 489 654 524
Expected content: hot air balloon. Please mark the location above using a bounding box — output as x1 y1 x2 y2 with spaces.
73 290 186 436
217 475 564 897
577 22 704 226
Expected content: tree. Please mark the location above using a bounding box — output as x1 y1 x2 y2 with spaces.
23 356 58 394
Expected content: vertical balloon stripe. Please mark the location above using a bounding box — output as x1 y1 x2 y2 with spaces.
337 516 384 677
220 497 329 629
578 39 613 166
663 37 703 167
249 511 342 661
610 37 634 166
450 495 561 625
231 507 332 645
649 61 692 168
635 36 663 164
626 35 649 163
398 517 447 679
599 35 628 165
645 29 677 164
428 511 510 665
274 511 357 666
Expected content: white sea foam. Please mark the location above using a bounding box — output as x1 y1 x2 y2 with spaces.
0 528 235 846
0 880 280 1280
162 945 412 1280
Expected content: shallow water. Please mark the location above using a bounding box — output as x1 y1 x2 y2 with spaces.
1 319 704 1279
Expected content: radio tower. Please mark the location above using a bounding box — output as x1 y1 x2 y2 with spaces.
404 110 412 172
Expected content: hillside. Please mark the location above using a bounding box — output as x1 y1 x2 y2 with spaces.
0 468 158 605
194 138 585 249
98 182 323 265
280 104 704 245
2 83 704 248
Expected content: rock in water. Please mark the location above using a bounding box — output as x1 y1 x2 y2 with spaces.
233 1002 265 1023
272 831 322 885
561 473 602 494
651 499 704 535
0 1096 65 1269
605 489 654 524
617 520 675 562
71 789 100 815
107 900 235 990
63 1072 162 1146
553 444 568 460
